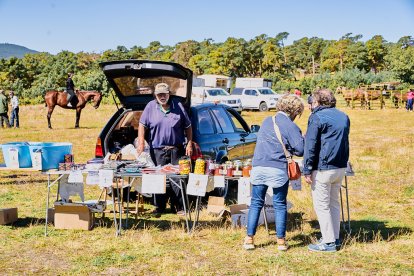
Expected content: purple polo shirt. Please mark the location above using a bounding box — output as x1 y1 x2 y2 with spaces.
140 99 191 149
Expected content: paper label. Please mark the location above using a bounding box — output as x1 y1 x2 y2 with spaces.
32 151 42 170
99 169 114 188
8 148 19 168
290 178 302 191
213 175 225 188
237 177 251 205
68 170 83 183
86 170 99 185
187 173 209 197
141 174 166 194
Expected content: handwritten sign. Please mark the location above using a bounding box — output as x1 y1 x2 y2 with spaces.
187 173 209 197
8 148 19 168
86 170 99 185
237 177 251 205
290 178 302 191
68 170 83 183
32 151 42 170
141 174 166 194
99 169 114 188
213 175 225 188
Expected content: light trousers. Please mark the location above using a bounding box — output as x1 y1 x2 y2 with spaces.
311 168 345 244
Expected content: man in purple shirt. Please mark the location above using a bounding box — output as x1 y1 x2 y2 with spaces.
137 83 193 216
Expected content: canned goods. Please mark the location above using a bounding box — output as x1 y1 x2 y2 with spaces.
242 159 252 177
204 157 215 175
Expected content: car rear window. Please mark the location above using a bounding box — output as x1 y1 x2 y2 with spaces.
197 109 215 135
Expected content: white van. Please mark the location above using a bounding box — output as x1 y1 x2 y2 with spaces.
191 87 242 112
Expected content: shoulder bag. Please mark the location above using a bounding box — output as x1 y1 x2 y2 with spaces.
272 115 301 180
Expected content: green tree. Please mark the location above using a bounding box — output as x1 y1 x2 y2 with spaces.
366 35 387 73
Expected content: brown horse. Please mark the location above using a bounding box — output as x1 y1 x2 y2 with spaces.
392 92 408 108
340 88 384 109
45 90 102 129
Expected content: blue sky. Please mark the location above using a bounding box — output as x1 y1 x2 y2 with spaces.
1 0 413 54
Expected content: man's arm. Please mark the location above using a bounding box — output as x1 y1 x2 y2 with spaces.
137 123 147 156
185 126 193 156
303 115 321 182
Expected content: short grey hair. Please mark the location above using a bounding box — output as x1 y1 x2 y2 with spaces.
313 89 336 107
275 94 304 119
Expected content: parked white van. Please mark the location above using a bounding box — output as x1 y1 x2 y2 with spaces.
192 87 242 112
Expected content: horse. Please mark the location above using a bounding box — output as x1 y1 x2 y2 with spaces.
392 92 408 108
44 90 102 129
341 88 366 108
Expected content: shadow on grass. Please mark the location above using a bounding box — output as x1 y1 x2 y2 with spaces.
304 219 412 244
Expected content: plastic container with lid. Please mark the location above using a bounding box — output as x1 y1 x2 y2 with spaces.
179 156 191 175
194 158 206 175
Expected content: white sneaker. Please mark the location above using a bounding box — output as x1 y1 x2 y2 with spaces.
67 103 72 107
243 236 255 250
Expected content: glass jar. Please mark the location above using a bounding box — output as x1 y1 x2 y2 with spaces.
233 160 243 177
225 161 234 177
179 156 191 175
194 158 206 175
204 157 215 175
242 159 252 177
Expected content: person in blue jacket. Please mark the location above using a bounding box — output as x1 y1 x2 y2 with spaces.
243 94 304 251
304 89 350 252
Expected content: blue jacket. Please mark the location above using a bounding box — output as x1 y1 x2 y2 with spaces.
303 106 350 175
252 112 304 170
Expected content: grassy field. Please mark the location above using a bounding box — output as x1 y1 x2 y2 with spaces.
0 103 413 275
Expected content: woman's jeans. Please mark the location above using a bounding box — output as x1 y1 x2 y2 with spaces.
10 107 19 128
247 181 289 238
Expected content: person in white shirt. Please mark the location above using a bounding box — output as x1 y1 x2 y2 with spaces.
9 91 19 128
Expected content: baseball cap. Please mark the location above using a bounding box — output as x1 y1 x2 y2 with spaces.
154 83 170 95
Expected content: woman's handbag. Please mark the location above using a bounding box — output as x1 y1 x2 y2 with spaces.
272 116 301 180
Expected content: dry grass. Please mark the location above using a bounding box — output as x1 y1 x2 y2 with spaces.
0 104 413 275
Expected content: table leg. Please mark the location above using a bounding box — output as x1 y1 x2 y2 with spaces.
191 196 200 232
177 178 190 233
111 185 118 236
45 174 51 237
117 178 122 236
126 177 130 229
344 176 351 233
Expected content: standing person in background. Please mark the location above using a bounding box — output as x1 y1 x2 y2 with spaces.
0 90 10 128
243 94 304 251
406 88 414 112
9 91 19 128
294 87 302 97
304 89 350 253
66 72 75 108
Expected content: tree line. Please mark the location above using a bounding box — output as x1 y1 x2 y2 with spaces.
0 33 413 104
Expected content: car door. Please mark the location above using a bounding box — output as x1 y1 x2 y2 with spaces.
225 108 257 160
210 106 244 161
194 107 223 160
243 89 258 108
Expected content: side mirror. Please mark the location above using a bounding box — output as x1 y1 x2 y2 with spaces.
250 125 260 133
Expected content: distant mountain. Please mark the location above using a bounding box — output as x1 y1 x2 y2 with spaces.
0 43 38 59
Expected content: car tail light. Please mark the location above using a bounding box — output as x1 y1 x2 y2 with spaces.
95 138 103 157
190 142 203 161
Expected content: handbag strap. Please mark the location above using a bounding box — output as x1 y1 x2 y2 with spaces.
272 115 293 162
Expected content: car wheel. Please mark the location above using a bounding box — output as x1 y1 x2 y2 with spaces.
259 102 268 112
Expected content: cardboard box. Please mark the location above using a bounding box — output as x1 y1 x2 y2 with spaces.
229 204 249 227
0 208 18 225
54 204 93 230
207 196 225 215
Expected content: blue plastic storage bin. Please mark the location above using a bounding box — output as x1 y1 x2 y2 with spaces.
29 142 72 170
1 142 32 168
